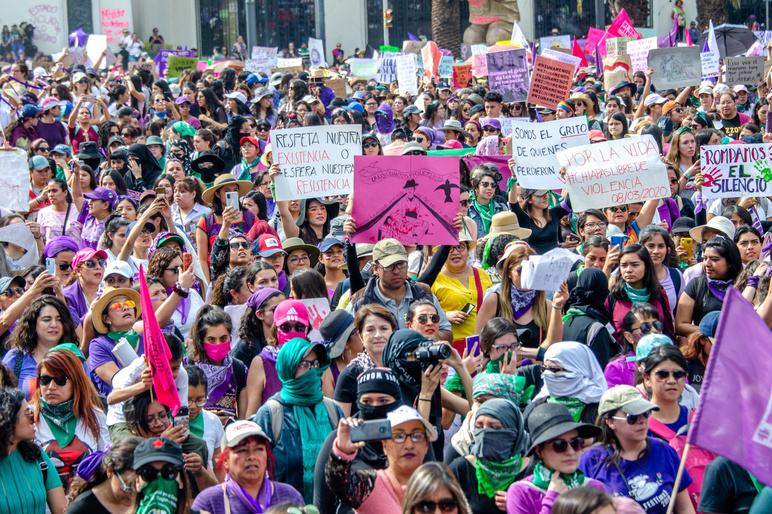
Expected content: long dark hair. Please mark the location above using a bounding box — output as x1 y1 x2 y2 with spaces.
67 437 141 503
597 409 652 468
8 297 77 355
244 190 268 221
239 289 284 346
690 236 743 323
620 303 660 354
104 212 130 253
198 87 223 116
289 267 328 300
639 225 679 268
0 388 40 461
610 243 662 303
189 305 232 363
603 111 629 140
211 266 248 307
100 168 128 196
298 199 331 245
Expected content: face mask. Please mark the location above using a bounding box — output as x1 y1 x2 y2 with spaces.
277 330 305 345
204 342 231 361
542 370 580 398
136 477 179 514
356 401 397 420
470 427 519 461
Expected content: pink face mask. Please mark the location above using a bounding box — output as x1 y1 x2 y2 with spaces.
277 331 305 345
204 342 231 361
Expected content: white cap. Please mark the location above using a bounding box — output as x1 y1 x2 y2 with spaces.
714 83 730 94
221 420 271 451
224 91 247 105
72 72 88 83
698 86 714 96
103 261 133 281
33 67 48 78
386 406 438 442
644 94 667 107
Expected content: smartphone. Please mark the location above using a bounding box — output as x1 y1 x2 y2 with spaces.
610 234 626 248
350 419 392 443
680 237 693 261
155 187 166 196
465 335 481 357
462 303 475 315
183 252 192 272
225 191 239 210
46 258 56 275
173 407 190 438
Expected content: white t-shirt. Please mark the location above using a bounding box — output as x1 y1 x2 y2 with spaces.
35 407 109 452
708 197 770 220
660 267 685 316
171 290 205 339
198 409 224 468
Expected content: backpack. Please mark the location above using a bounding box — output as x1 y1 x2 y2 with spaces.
648 411 715 512
265 397 341 445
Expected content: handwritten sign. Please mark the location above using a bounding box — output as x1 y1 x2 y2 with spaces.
272 125 362 200
351 155 460 245
520 248 583 291
166 56 198 78
129 61 154 74
397 54 418 96
276 57 302 69
246 46 277 74
626 38 657 73
700 143 772 199
154 49 195 76
648 47 701 89
438 56 453 79
473 54 488 77
541 48 581 73
0 149 32 212
486 49 529 103
605 37 632 58
701 51 720 79
725 56 765 85
510 118 590 189
99 7 130 44
540 35 571 51
557 135 670 212
453 64 472 88
603 54 633 93
349 58 379 79
378 57 398 84
325 78 347 99
403 40 428 54
527 56 573 109
471 44 488 55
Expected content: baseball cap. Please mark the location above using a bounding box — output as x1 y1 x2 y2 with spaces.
657 116 674 137
221 420 271 451
146 135 164 147
402 105 420 115
133 437 184 469
84 187 118 208
20 104 43 119
482 118 502 131
698 86 714 96
224 91 248 105
671 216 695 235
245 73 260 85
438 139 463 149
386 406 438 442
255 234 286 257
627 333 674 362
319 235 344 253
175 95 191 105
72 248 108 269
644 94 667 107
51 144 72 156
274 299 310 327
103 260 133 280
40 97 65 111
588 130 606 142
699 311 720 339
30 155 50 170
733 84 749 94
372 239 408 267
521 188 549 200
0 276 26 294
662 101 678 115
599 385 660 416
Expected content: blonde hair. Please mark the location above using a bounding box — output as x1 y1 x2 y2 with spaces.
497 245 547 329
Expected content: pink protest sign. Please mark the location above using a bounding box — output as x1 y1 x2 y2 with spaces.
473 54 488 76
352 155 460 245
607 9 641 40
100 8 130 44
421 42 442 83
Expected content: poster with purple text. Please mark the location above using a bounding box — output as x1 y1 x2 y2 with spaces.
352 156 460 245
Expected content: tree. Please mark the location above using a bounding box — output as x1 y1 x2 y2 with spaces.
607 0 650 27
432 0 461 57
697 1 730 31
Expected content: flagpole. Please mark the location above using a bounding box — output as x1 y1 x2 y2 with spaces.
665 443 690 514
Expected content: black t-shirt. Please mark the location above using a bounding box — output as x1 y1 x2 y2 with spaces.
449 455 532 514
510 201 570 255
684 278 723 325
698 457 758 513
721 113 743 139
66 490 110 514
687 359 706 393
333 363 364 416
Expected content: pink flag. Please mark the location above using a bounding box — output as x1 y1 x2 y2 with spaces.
687 287 772 485
421 42 442 84
608 9 641 40
584 27 606 55
139 265 181 415
572 37 588 69
685 25 693 46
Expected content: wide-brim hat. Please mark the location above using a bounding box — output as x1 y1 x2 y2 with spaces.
92 287 142 334
526 403 602 455
480 211 532 241
76 141 101 160
260 143 272 167
319 310 356 359
689 215 735 243
202 174 253 205
282 237 320 265
437 120 470 138
568 92 594 116
459 223 477 250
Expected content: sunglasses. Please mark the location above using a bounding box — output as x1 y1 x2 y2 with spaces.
545 436 585 453
38 375 70 387
460 199 470 207
417 314 440 324
414 137 425 143
413 499 458 513
55 262 72 271
612 410 653 425
633 321 664 335
230 241 251 250
407 151 424 155
479 181 495 188
363 141 379 149
110 300 136 310
607 205 628 213
137 465 181 482
84 259 107 269
652 369 688 381
485 127 500 132
279 322 306 332
2 287 24 296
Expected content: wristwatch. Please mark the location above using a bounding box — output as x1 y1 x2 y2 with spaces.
173 281 189 298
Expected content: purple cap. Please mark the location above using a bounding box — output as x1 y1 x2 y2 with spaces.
175 95 191 105
482 118 502 131
246 288 283 310
43 236 79 258
83 187 118 208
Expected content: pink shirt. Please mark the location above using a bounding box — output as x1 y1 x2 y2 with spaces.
332 440 404 514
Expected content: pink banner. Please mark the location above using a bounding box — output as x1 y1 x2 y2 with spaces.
584 27 606 55
352 155 460 245
608 9 641 40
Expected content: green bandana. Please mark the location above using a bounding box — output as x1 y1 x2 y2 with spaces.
40 398 77 447
531 462 586 490
562 307 588 323
546 397 586 422
473 197 496 233
486 350 516 374
136 477 180 514
475 453 523 498
239 158 259 181
107 329 140 349
624 284 651 304
189 412 205 439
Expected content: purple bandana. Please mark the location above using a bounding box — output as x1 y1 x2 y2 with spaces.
707 277 732 302
226 475 273 513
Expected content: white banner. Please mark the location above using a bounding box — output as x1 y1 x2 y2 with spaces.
309 38 326 69
0 149 33 212
397 54 418 96
271 125 362 200
701 52 720 79
700 143 772 199
557 135 670 212
521 248 583 291
510 118 590 189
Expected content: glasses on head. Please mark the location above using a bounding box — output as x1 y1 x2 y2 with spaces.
84 259 107 269
188 397 208 407
416 314 440 324
2 287 24 297
115 471 136 493
298 359 321 370
391 431 427 444
545 437 585 453
459 199 470 207
378 261 408 273
607 205 628 213
491 342 521 353
279 322 306 333
110 300 136 310
363 141 379 149
137 464 179 482
144 411 170 429
289 254 310 265
413 498 458 513
230 241 251 250
38 375 70 387
633 321 664 335
653 369 688 381
612 410 653 425
584 222 607 230
540 365 566 373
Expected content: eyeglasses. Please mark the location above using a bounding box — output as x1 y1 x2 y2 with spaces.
633 321 664 335
460 199 470 207
363 141 379 149
479 181 495 188
450 243 467 253
38 375 70 387
2 287 24 297
84 259 107 269
230 241 251 250
298 359 321 370
584 222 607 230
545 436 585 453
413 498 458 513
669 178 679 184
137 465 180 482
289 255 310 265
378 261 408 273
653 369 688 381
540 365 566 373
612 410 653 425
115 472 136 493
491 342 521 353
607 205 628 213
391 431 427 444
407 151 424 155
144 411 170 429
110 300 136 310
279 322 306 332
417 314 440 324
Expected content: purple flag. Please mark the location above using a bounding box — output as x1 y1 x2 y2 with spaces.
688 287 772 485
657 16 678 48
409 33 420 42
595 42 603 79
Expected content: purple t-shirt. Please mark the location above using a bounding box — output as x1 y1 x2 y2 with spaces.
88 335 145 396
579 438 692 514
80 216 105 250
62 280 89 326
604 352 636 388
34 120 68 148
192 481 303 514
506 476 606 514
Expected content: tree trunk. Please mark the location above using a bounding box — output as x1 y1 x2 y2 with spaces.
697 1 728 32
432 0 461 57
609 0 650 27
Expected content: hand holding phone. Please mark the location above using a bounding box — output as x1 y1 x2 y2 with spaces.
225 191 239 211
465 335 481 357
183 253 192 271
46 258 56 275
350 419 392 443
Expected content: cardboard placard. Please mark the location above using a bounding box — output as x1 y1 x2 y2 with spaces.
128 61 155 74
700 144 772 199
648 47 702 89
452 64 472 88
325 78 347 98
605 37 632 58
486 49 530 103
473 54 489 77
438 56 454 79
397 54 418 96
603 55 633 93
377 57 398 84
403 40 428 54
725 56 765 85
166 56 198 78
527 55 574 110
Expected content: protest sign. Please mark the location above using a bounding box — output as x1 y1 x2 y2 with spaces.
557 135 670 212
325 78 346 99
527 56 573 109
438 56 453 79
540 35 571 51
701 51 720 78
460 43 474 61
380 45 400 53
349 58 379 79
351 155 460 245
0 149 32 212
128 61 154 74
471 44 488 55
421 42 442 83
452 64 472 88
605 37 631 58
99 6 132 45
754 30 772 48
473 54 489 76
626 38 657 73
154 49 194 76
403 40 428 54
603 55 633 93
272 125 362 200
498 117 530 137
520 248 584 291
541 48 581 73
276 57 302 69
378 57 398 84
252 45 278 59
166 56 198 78
486 49 529 102
246 46 277 74
725 56 765 85
397 54 418 96
648 47 701 89
308 38 326 69
607 9 641 40
699 143 772 199
300 298 331 331
508 118 590 189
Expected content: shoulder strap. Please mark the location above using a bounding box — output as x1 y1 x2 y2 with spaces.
668 267 682 294
221 482 231 514
586 322 605 345
472 268 484 312
648 416 677 442
13 351 22 382
267 398 283 444
61 202 72 236
233 359 246 393
606 448 634 497
37 453 48 485
322 398 341 428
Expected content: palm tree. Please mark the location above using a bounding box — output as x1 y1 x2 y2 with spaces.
697 1 731 30
607 0 650 27
431 0 461 57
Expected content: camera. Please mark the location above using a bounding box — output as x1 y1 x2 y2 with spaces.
414 341 451 370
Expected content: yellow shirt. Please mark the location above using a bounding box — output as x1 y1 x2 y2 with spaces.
432 268 493 341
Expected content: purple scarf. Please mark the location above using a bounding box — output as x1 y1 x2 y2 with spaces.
707 277 732 302
166 287 191 324
277 270 287 292
196 354 233 402
375 103 395 133
259 345 280 364
226 475 272 513
510 286 536 319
